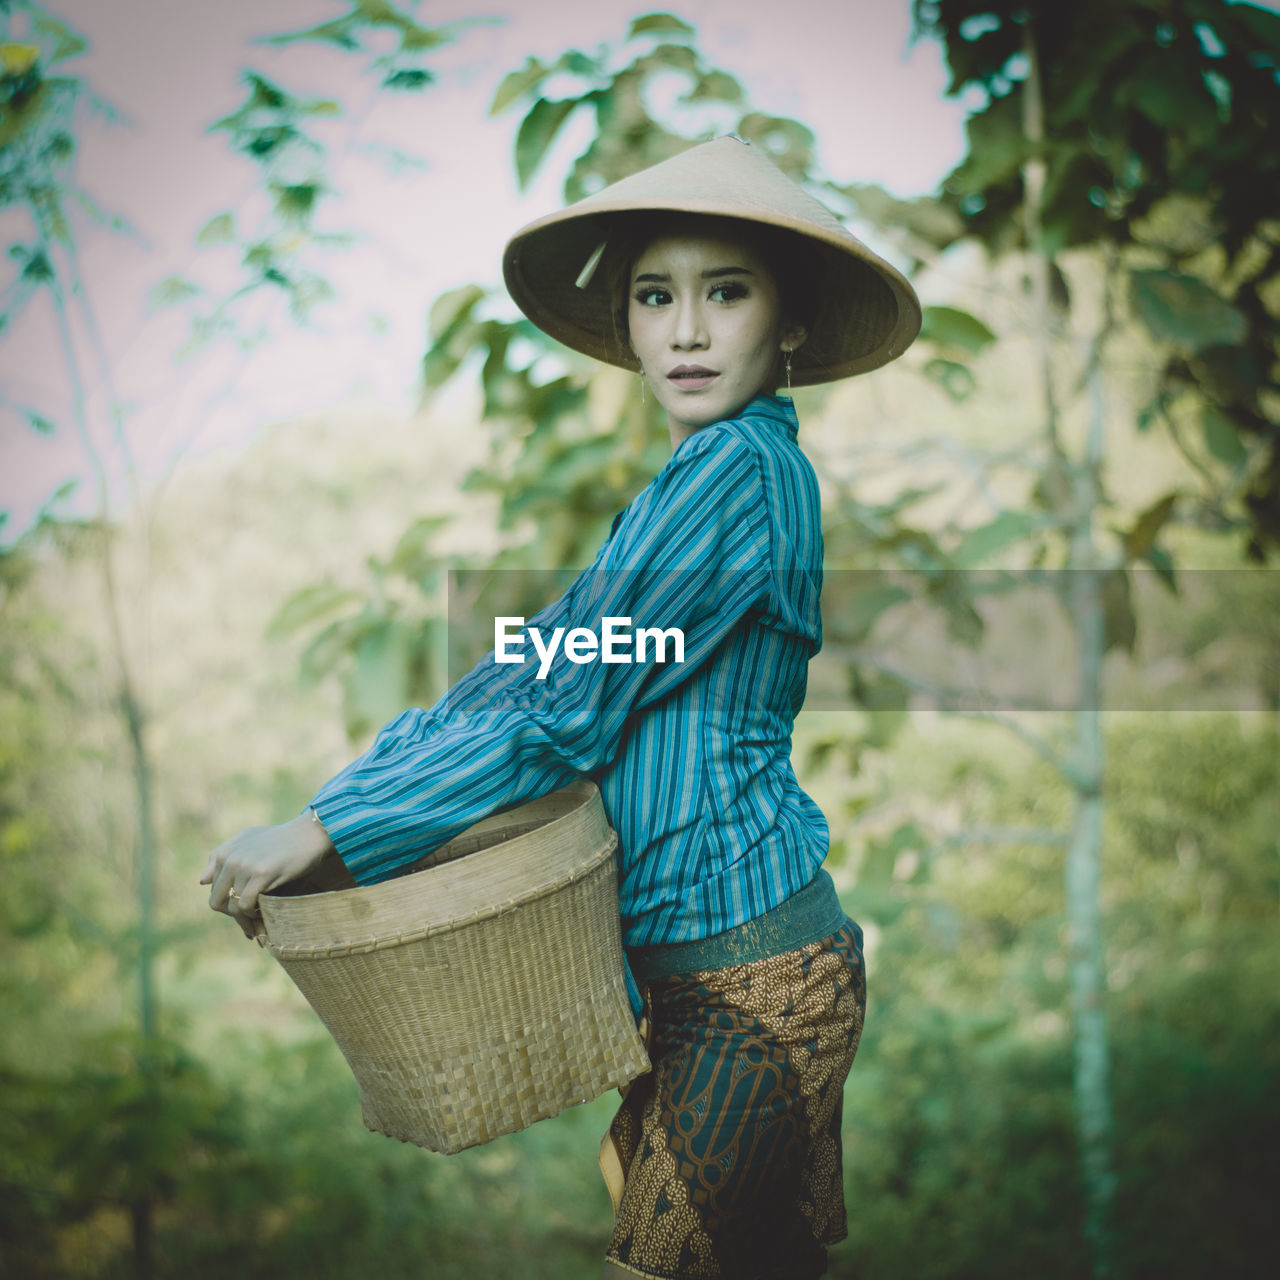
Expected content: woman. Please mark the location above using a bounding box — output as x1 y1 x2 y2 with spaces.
203 135 920 1279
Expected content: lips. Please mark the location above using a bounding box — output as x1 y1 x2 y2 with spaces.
667 365 719 390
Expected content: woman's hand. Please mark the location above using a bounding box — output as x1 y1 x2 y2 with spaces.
201 810 336 939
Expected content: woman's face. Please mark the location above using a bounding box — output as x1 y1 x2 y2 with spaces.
627 223 805 443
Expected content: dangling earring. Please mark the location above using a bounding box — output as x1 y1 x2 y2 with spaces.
640 371 646 404
784 349 793 397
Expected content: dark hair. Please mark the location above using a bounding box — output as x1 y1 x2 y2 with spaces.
600 211 823 359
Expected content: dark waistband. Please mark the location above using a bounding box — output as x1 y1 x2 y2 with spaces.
626 867 848 982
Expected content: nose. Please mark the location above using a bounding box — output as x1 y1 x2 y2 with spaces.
671 295 708 350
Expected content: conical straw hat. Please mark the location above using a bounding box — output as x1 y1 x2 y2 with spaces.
503 135 921 386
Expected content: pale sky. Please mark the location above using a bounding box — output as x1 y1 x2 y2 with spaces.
1 0 968 535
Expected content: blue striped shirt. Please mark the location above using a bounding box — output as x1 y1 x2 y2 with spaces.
311 393 830 949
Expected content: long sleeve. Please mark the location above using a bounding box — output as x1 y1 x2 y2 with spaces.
311 425 775 885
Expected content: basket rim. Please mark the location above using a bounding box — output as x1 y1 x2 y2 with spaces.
263 831 617 960
259 780 617 960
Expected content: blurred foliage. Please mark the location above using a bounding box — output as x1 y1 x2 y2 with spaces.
913 0 1280 562
147 1 470 352
265 516 451 741
5 523 1277 1275
832 709 1279 1279
3 2 1279 1278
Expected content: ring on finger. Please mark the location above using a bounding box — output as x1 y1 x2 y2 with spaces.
228 888 241 904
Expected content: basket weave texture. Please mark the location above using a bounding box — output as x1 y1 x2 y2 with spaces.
258 780 650 1154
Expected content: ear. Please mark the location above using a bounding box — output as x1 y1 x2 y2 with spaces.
780 324 808 354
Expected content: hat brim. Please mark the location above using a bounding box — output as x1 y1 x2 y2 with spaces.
502 139 921 387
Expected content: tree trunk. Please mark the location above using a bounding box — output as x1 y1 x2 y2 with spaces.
1066 554 1116 1276
130 1198 153 1280
1022 19 1119 1276
52 267 160 1280
122 674 158 1044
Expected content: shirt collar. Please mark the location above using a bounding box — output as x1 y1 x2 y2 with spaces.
743 393 800 441
668 394 801 464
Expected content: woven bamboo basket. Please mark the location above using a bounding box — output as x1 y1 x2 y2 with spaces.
256 780 650 1154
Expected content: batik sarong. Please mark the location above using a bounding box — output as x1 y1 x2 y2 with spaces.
600 919 866 1280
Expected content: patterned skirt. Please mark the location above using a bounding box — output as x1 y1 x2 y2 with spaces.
599 919 867 1280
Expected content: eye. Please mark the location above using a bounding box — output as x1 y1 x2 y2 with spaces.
632 286 670 307
709 281 748 303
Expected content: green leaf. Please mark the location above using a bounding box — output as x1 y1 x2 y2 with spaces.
244 72 287 112
399 13 471 54
951 510 1043 567
298 619 356 686
428 283 487 342
947 95 1033 196
43 130 75 167
839 182 964 252
682 70 743 104
196 213 236 246
491 57 547 115
354 0 398 20
20 249 53 283
859 824 921 889
25 411 55 435
844 883 908 926
637 42 699 77
287 272 336 320
557 49 599 77
1120 492 1179 560
0 41 39 75
423 336 474 389
382 68 433 92
302 97 341 117
923 357 977 401
863 706 909 750
388 516 450 582
918 305 996 355
1195 345 1264 407
735 113 814 176
272 182 320 224
1135 394 1164 433
261 18 360 51
147 275 201 310
1144 545 1178 595
1232 2 1280 56
31 12 88 64
267 583 364 640
941 592 984 646
1129 269 1247 352
1128 56 1220 138
514 97 578 191
1200 405 1248 467
343 622 413 741
837 583 912 637
1101 567 1136 655
848 667 912 714
628 13 695 38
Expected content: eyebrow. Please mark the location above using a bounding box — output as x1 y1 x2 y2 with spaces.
633 266 755 283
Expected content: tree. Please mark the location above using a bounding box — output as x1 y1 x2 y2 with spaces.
895 3 1280 1275
1 2 467 1273
265 21 1279 1277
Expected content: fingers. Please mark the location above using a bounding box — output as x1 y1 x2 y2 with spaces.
203 828 261 913
211 868 261 918
213 875 264 940
231 898 261 940
201 833 235 888
199 842 223 886
205 841 263 939
203 816 331 940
